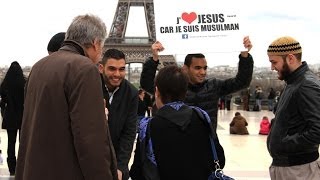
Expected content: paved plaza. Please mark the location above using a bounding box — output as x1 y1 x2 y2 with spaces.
0 107 281 179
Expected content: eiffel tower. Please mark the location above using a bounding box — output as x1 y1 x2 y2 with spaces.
104 0 176 66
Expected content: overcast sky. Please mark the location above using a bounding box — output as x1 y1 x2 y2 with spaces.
0 0 319 68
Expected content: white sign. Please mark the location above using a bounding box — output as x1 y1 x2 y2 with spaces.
153 0 247 55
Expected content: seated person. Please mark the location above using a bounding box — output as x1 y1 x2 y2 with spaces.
230 112 249 135
259 116 271 135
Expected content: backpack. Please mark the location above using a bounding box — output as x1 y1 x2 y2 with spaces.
138 117 160 180
138 106 218 180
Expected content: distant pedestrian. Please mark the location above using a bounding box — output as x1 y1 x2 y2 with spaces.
241 88 250 111
137 89 148 120
254 86 263 111
225 94 232 110
143 92 153 117
0 61 26 176
219 96 225 110
137 89 148 132
267 88 276 111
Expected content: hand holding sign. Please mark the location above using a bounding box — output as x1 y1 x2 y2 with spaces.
151 41 165 61
154 0 246 54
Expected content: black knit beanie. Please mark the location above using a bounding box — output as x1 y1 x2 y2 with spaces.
47 32 66 53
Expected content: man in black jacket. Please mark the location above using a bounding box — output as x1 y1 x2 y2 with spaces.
139 37 253 169
266 36 320 180
99 49 138 180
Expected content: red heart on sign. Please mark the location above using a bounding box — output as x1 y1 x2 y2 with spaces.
181 12 197 24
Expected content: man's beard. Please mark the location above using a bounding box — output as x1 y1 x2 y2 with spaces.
278 61 291 80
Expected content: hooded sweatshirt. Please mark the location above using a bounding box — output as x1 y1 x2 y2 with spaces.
130 102 216 180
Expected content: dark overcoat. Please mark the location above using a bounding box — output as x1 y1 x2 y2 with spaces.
0 77 25 129
15 41 118 180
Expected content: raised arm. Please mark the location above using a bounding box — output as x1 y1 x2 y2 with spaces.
217 36 254 96
140 41 164 94
240 36 252 58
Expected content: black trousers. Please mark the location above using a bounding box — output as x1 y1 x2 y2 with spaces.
6 129 19 174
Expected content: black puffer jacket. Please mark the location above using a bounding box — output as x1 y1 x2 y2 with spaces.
140 54 254 131
140 54 254 168
267 62 320 166
107 79 138 178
